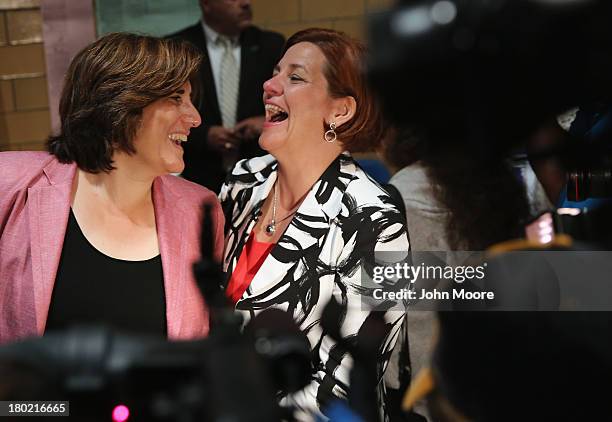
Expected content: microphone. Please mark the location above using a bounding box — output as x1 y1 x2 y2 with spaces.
193 202 226 310
192 202 242 332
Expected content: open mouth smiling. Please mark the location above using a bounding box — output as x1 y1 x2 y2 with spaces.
265 104 288 123
168 133 187 146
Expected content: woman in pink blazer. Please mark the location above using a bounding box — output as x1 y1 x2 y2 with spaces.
0 33 224 344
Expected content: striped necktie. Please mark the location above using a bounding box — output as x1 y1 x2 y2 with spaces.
218 35 239 128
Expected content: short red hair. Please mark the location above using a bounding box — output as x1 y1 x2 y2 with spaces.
284 28 385 152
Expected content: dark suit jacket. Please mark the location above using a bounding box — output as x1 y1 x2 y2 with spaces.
168 23 285 192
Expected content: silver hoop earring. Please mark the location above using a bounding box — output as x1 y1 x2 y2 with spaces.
324 122 337 143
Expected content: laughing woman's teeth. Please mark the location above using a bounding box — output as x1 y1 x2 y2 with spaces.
265 104 289 122
168 133 187 145
265 104 288 122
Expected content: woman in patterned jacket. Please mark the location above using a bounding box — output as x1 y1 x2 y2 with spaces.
219 28 409 419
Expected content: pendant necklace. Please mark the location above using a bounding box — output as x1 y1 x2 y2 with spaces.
264 182 301 236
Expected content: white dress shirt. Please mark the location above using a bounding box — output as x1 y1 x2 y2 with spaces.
201 20 242 101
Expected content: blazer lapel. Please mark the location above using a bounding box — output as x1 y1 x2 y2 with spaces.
223 157 277 278
28 161 75 334
239 154 357 306
153 178 188 339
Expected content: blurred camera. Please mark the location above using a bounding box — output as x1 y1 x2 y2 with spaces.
564 103 612 202
367 0 612 154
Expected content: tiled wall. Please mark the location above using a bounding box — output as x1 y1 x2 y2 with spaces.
252 0 394 40
0 0 50 151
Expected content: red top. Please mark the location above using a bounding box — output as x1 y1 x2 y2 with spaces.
226 232 275 304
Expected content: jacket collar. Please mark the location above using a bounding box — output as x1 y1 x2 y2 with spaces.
201 20 238 46
232 152 359 304
152 177 194 339
311 152 358 221
234 152 358 222
30 159 76 333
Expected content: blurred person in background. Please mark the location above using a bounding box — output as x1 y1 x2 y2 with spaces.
0 33 224 344
369 1 612 419
368 0 612 248
219 28 409 419
169 0 285 192
379 125 529 421
381 127 529 252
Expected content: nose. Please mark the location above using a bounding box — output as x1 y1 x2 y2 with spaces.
182 100 201 128
263 74 282 99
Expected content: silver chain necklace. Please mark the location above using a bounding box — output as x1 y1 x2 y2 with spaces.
264 182 300 236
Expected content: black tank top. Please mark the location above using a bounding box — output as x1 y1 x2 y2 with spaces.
46 210 167 337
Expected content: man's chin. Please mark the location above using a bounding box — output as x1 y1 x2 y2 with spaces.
238 18 253 31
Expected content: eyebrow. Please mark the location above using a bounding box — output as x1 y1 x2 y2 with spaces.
274 63 308 73
176 89 186 94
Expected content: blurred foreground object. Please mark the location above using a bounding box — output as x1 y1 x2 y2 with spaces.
403 311 612 421
368 0 612 155
0 205 311 422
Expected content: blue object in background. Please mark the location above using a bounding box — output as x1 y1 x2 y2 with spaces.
320 401 365 422
356 159 391 184
568 103 612 145
556 187 612 210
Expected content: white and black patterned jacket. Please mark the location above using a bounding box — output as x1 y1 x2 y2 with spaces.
219 152 409 419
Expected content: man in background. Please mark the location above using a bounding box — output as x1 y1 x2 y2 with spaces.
169 0 285 191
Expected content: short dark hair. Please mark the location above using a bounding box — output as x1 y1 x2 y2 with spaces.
47 32 202 172
283 28 386 152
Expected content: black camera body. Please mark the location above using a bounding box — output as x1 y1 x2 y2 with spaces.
565 103 612 202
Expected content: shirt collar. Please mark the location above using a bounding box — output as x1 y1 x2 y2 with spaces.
201 19 238 45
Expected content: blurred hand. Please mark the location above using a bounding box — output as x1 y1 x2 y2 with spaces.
207 125 240 153
234 116 264 141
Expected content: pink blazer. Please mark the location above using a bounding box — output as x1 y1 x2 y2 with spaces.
0 152 224 344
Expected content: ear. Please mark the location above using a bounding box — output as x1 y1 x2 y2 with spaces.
329 96 356 129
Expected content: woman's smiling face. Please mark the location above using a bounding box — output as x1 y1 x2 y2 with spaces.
130 82 201 176
259 42 339 154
